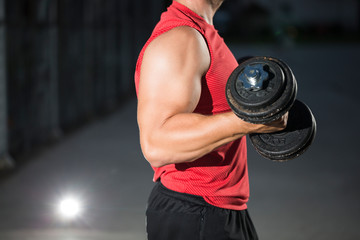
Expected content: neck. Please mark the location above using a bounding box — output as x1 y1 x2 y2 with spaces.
174 0 221 25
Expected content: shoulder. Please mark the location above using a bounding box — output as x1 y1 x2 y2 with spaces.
143 26 210 74
153 25 205 48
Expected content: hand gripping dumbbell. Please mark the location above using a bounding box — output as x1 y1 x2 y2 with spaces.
226 56 316 161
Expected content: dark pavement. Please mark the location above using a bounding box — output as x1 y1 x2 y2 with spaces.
0 43 359 240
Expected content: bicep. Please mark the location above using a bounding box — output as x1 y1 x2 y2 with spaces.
137 27 210 130
138 57 201 125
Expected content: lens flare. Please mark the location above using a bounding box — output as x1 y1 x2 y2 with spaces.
57 195 83 219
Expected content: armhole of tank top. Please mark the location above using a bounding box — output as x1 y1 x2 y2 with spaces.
188 27 212 80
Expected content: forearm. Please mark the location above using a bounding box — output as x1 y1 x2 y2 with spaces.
140 111 253 167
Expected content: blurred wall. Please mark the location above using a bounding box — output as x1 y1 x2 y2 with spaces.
0 0 11 169
217 0 360 43
257 0 358 31
0 0 163 167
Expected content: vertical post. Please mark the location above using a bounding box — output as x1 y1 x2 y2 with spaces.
133 1 144 60
0 0 14 169
103 0 117 109
83 0 95 116
119 1 132 95
57 0 87 129
48 0 62 140
357 0 360 33
92 0 105 111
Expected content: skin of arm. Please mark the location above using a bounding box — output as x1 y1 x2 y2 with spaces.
137 26 287 168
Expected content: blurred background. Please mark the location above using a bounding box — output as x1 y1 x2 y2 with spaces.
0 0 359 239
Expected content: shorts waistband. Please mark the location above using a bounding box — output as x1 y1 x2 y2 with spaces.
155 181 211 207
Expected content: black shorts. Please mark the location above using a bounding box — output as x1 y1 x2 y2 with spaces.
146 182 258 240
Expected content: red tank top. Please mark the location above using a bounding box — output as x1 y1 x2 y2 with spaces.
135 1 249 210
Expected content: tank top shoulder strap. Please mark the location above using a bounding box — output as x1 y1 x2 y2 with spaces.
149 16 205 46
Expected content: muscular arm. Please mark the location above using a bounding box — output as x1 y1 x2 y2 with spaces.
137 26 285 167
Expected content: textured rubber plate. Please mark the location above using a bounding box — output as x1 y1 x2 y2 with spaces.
249 100 317 161
226 56 297 124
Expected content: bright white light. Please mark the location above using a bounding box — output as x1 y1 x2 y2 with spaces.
57 196 83 220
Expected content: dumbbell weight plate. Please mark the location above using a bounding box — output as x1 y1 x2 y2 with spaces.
249 100 316 161
234 60 285 108
226 56 297 124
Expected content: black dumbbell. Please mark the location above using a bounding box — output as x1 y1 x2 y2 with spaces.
226 56 316 161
